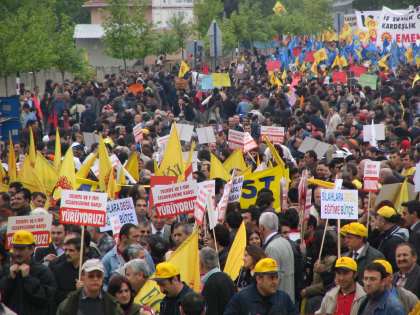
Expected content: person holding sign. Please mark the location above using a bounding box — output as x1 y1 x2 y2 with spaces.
57 259 124 315
341 222 384 284
0 230 56 315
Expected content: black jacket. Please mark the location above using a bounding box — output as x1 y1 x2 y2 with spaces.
377 225 407 271
202 271 235 315
0 260 56 315
50 260 78 310
160 283 193 315
393 264 420 299
223 284 298 315
56 288 123 315
409 222 420 265
34 243 58 263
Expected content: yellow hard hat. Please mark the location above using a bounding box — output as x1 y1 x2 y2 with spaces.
152 262 180 280
335 257 357 272
342 222 368 238
377 206 397 219
12 230 35 246
374 259 393 274
254 258 278 274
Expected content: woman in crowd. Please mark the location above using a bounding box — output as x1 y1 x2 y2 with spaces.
235 245 266 290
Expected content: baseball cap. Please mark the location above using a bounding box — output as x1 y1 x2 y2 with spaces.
81 259 105 273
377 206 397 219
374 259 393 274
12 230 35 247
335 257 357 272
341 222 368 238
152 262 180 280
254 258 278 274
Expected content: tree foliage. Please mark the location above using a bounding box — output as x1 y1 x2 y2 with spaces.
167 13 192 59
103 0 156 71
193 0 224 38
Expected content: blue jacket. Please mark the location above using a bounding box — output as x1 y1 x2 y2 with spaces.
223 284 297 315
101 246 155 286
357 289 405 315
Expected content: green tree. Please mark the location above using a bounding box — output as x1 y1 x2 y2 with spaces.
167 13 192 59
53 14 90 82
0 16 16 95
154 31 179 56
103 0 156 72
270 0 332 35
222 1 274 49
352 0 416 10
7 1 57 87
193 0 224 38
54 0 90 24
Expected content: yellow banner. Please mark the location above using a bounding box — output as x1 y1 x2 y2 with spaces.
240 166 282 211
212 73 231 87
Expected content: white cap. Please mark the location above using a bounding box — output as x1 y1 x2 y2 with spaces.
82 259 105 273
42 135 50 143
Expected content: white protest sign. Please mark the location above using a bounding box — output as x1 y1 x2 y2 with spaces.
197 127 216 144
100 198 138 232
228 176 244 203
260 126 285 144
7 214 53 248
244 132 258 153
194 180 215 225
228 129 244 150
415 162 420 192
217 180 233 222
364 160 380 178
60 190 108 226
320 189 358 220
175 123 194 142
152 181 198 218
363 124 385 143
298 137 331 160
377 6 420 48
83 132 100 149
157 135 170 152
133 123 143 143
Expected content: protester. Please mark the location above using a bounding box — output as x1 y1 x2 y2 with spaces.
0 230 56 315
259 212 295 302
342 222 384 283
358 262 405 315
180 292 206 315
401 200 420 261
235 245 266 290
57 259 123 315
224 258 297 315
108 274 141 315
316 257 365 315
34 219 66 264
153 262 193 315
393 242 420 298
199 247 235 315
374 259 418 314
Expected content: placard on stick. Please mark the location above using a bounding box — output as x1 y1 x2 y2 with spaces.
320 189 358 220
100 198 138 232
7 214 53 248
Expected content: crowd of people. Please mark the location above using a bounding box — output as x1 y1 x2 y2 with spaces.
0 43 419 315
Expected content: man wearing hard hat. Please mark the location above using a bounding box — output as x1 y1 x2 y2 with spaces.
0 230 56 315
224 258 298 315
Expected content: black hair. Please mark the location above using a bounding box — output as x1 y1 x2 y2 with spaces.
64 237 81 251
396 242 417 257
120 223 138 239
365 262 387 279
210 224 231 247
16 188 31 201
226 211 243 229
180 292 206 315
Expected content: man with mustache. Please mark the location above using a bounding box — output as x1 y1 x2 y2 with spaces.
0 230 56 315
393 242 420 298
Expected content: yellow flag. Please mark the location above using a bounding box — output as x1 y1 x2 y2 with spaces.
210 153 231 182
339 55 348 68
224 221 246 280
125 152 140 182
178 60 190 78
18 156 46 194
76 153 97 179
268 71 281 87
394 179 409 213
53 147 77 199
134 280 164 313
223 149 247 173
8 134 17 182
35 153 58 195
212 73 232 87
272 1 286 15
167 229 201 292
331 55 340 68
281 69 287 82
406 48 414 64
28 126 36 165
159 123 185 180
54 128 62 170
307 177 335 189
263 136 285 169
378 54 389 71
311 62 318 75
0 164 6 184
313 48 327 63
98 136 113 191
300 62 307 73
117 167 127 187
106 167 119 199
